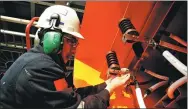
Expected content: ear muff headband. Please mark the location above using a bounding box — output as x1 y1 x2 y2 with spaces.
43 31 63 54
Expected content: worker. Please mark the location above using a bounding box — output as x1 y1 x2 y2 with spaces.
0 5 130 109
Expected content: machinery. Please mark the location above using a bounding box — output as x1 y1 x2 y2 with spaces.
0 1 187 108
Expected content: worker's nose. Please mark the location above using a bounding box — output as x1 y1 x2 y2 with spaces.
70 47 76 54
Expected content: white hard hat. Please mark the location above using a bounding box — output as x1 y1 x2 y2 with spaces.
37 5 84 39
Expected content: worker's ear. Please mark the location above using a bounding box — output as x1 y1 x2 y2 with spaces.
42 31 64 54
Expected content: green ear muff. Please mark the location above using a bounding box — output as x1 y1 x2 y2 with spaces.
43 31 63 54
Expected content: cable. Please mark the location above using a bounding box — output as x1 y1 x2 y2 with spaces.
135 81 146 108
144 80 169 98
167 76 187 99
162 50 187 76
144 69 169 81
128 77 154 86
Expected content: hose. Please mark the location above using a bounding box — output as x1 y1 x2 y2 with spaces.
128 77 154 86
144 69 169 81
167 76 187 99
162 50 187 76
135 81 146 108
144 80 168 98
150 81 168 92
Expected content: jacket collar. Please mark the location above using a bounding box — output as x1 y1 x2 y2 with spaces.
29 45 67 71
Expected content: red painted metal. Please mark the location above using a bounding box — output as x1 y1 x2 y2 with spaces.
128 1 175 70
76 1 176 108
25 17 39 51
127 1 175 108
77 2 157 108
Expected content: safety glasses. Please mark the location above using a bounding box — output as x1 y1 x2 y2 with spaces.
64 34 79 47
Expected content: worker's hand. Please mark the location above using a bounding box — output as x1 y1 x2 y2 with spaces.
107 67 129 79
105 73 130 93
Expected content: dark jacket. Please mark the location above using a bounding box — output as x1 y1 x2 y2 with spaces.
0 45 109 109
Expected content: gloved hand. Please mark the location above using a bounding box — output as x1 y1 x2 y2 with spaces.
105 72 130 93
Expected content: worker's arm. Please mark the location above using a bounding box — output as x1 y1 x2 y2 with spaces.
76 74 131 108
74 82 107 99
16 57 81 108
74 70 130 99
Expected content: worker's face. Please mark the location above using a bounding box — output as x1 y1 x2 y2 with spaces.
61 34 79 63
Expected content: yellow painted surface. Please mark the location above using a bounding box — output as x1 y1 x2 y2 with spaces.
110 92 116 100
122 90 131 98
73 59 132 108
74 58 104 87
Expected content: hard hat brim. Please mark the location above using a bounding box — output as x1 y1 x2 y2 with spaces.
62 29 84 39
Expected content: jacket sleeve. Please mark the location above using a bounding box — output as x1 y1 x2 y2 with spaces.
75 82 107 99
16 58 81 108
82 89 110 108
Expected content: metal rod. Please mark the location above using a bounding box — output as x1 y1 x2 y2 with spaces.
0 15 38 27
25 17 39 51
0 29 35 38
21 36 24 49
169 34 187 47
154 94 168 107
10 52 13 61
0 56 6 63
159 40 187 54
0 47 8 61
144 69 169 81
0 43 26 49
13 35 16 47
1 49 23 53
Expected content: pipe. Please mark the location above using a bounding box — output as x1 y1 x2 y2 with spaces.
169 34 187 47
162 50 187 76
167 76 187 99
135 81 146 108
0 43 26 49
149 81 168 92
158 30 187 47
144 69 169 81
0 15 38 27
25 17 39 51
159 40 187 54
144 81 168 98
0 29 35 38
